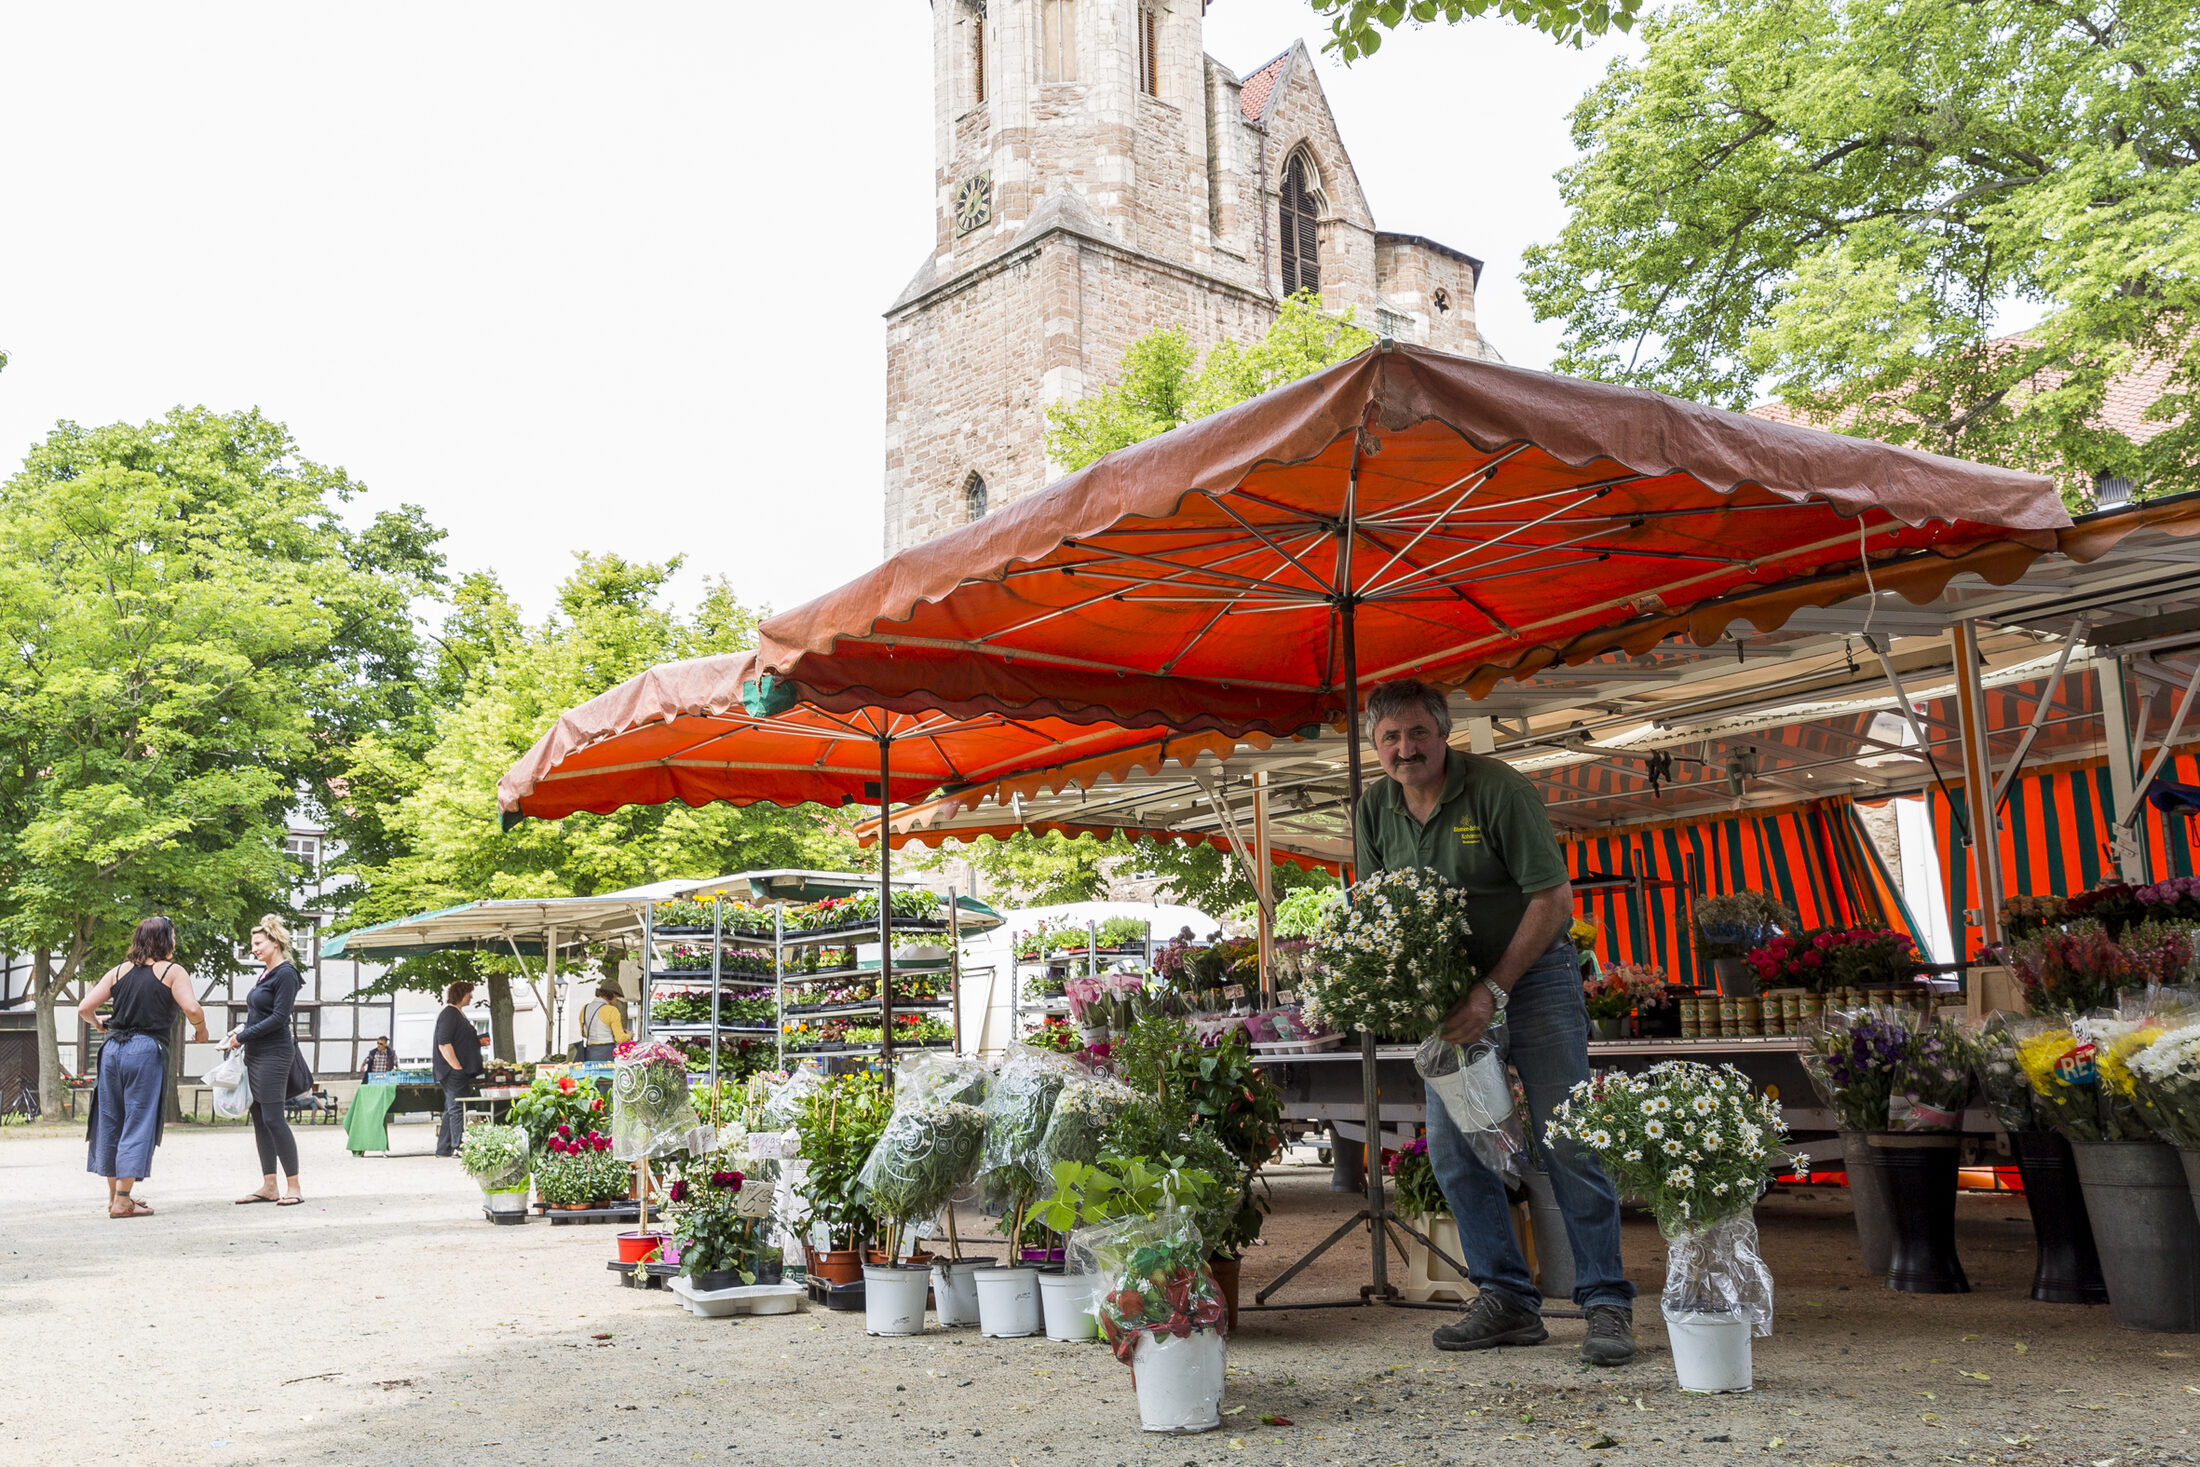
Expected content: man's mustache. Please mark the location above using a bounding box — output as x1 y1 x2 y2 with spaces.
1393 752 1427 764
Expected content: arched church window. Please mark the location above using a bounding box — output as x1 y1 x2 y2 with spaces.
965 473 989 521
1279 152 1321 298
1042 0 1076 83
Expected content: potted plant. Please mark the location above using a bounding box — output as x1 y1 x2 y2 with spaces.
974 1046 1073 1336
1975 1017 2107 1304
793 1071 892 1283
458 1122 532 1214
1071 1202 1232 1433
1304 867 1482 1043
1583 966 1651 1041
1385 1137 1464 1298
665 1148 782 1290
2004 921 2131 1013
1546 1061 1789 1392
506 1069 608 1152
855 1095 988 1335
1692 892 1796 997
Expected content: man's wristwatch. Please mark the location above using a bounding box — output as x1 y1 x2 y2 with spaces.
1482 979 1510 1012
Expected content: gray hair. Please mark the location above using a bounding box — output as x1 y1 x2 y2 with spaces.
1362 678 1453 741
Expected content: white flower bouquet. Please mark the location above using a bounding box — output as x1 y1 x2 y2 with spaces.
1304 867 1478 1040
2127 1019 2200 1147
1546 1061 1792 1339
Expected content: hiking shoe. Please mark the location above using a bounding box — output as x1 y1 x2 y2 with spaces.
1432 1290 1548 1352
1581 1303 1638 1366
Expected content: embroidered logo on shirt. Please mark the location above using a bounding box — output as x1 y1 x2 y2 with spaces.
1453 818 1483 847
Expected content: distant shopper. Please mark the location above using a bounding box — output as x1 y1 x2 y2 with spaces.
360 1035 396 1082
223 915 309 1207
578 981 629 1061
432 981 484 1156
80 916 211 1218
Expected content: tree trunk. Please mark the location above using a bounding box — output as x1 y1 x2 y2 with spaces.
31 948 62 1120
164 1010 185 1125
486 973 515 1062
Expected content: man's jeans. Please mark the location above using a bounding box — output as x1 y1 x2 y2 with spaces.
1424 940 1635 1312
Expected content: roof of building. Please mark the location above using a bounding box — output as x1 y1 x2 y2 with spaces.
1238 49 1289 123
1375 229 1486 286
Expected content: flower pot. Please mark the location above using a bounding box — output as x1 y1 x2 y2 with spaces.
1589 1016 1626 1042
1841 1132 1896 1277
1038 1269 1099 1341
2012 1130 2108 1305
1078 1023 1111 1047
1520 1164 1575 1302
1019 1246 1067 1266
690 1268 747 1292
615 1230 668 1265
809 1248 862 1285
2071 1140 2200 1333
931 1259 993 1327
1665 1310 1753 1393
1129 1329 1225 1433
1710 957 1758 999
482 1188 529 1215
1869 1133 1968 1294
1206 1256 1241 1335
973 1264 1041 1338
863 1264 931 1336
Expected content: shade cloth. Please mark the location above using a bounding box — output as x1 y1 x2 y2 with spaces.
755 342 2067 736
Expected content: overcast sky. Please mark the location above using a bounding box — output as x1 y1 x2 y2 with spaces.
0 2 1626 624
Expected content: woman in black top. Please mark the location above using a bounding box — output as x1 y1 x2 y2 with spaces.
79 916 211 1217
222 914 308 1206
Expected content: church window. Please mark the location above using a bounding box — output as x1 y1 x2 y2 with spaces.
1279 152 1322 298
1042 0 1076 83
965 473 989 521
1137 7 1159 96
1432 287 1451 314
972 13 987 105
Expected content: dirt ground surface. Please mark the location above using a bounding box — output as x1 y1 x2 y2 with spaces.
6 1117 2197 1467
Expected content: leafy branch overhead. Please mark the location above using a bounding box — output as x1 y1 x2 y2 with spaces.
1309 0 1640 59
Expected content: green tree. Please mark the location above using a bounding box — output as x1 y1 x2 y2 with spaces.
1521 0 2200 504
343 555 859 1058
1045 294 1374 472
1309 0 1640 57
0 408 443 1115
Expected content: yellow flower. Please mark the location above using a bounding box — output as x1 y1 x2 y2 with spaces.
2015 1029 2079 1093
2097 1021 2166 1099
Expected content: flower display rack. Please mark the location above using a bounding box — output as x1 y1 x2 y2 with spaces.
1009 917 1152 1041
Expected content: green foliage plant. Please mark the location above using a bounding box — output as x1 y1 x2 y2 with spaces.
792 1070 892 1252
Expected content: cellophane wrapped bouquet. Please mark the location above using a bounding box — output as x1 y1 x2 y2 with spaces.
611 1040 709 1162
980 1043 1076 1247
1546 1061 1790 1337
857 1056 990 1263
2014 999 2189 1143
1070 1207 1230 1431
2128 1014 2200 1147
1037 1074 1142 1178
1973 1016 2045 1133
1894 1021 1979 1132
1800 1007 1909 1133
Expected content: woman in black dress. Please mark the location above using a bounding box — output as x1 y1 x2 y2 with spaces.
80 916 211 1217
222 914 308 1207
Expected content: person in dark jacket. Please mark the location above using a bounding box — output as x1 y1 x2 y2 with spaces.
222 914 309 1207
360 1036 396 1082
80 916 211 1217
432 981 484 1156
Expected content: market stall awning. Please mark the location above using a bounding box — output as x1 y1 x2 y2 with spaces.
753 341 2068 737
497 651 1252 824
321 880 699 961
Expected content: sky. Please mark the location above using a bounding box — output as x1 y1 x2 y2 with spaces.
0 2 1628 625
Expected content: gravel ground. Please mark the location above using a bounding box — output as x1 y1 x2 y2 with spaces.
5 1117 2196 1466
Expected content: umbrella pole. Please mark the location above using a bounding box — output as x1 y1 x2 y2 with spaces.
879 736 895 1083
709 894 721 1120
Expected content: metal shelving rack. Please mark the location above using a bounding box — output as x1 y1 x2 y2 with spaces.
1008 918 1153 1040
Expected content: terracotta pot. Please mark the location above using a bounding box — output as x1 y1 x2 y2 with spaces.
1207 1256 1241 1334
809 1248 863 1285
867 1247 939 1268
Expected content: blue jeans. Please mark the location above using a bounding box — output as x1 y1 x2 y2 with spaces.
87 1033 166 1180
1425 941 1635 1312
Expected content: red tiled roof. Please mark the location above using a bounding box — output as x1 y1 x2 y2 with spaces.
1239 50 1288 122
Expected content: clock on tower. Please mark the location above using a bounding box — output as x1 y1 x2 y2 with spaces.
953 173 992 237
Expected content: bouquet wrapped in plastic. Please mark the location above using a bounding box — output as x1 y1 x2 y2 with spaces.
896 1050 990 1108
1800 1007 1909 1133
2012 1017 2108 1141
1546 1061 1788 1337
1414 1034 1523 1178
611 1040 709 1162
980 1044 1076 1244
2128 1018 2200 1147
858 1096 988 1262
755 1068 822 1134
1037 1075 1142 1178
1973 1015 2044 1133
2086 1006 2183 1142
1894 1021 1978 1132
1070 1205 1230 1386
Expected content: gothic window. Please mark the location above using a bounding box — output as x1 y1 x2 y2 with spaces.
1137 6 1159 96
972 11 987 105
1042 0 1076 83
965 473 989 521
1279 152 1321 298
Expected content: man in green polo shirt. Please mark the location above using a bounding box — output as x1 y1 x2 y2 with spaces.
1353 677 1636 1365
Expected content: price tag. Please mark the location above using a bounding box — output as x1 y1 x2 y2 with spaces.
1223 983 1246 1000
751 1132 788 1160
1276 990 1296 1006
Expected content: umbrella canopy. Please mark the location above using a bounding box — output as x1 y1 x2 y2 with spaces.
753 342 2068 739
496 651 1251 823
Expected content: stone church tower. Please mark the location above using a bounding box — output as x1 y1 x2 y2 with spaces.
883 1 1498 553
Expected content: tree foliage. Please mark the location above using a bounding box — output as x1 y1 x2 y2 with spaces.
932 832 1334 919
1044 294 1374 473
1521 0 2200 504
1308 0 1640 58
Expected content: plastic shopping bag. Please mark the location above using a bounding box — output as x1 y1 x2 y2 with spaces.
1415 1033 1523 1179
208 1048 252 1120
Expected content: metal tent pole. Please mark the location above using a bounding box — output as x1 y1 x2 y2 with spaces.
879 736 896 1079
773 905 785 1070
708 893 722 1110
948 884 963 1056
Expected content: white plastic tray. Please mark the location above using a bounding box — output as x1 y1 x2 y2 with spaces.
1251 1034 1343 1054
667 1277 807 1317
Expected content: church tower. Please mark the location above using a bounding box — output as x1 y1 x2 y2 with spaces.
883 3 1496 553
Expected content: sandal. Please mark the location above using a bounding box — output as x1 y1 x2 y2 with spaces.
235 1192 276 1205
109 1199 152 1218
275 1195 303 1207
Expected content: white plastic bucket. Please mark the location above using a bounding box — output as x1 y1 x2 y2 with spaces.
863 1265 931 1337
1666 1310 1753 1392
1038 1269 1099 1341
931 1259 991 1327
1129 1329 1226 1432
482 1188 529 1215
973 1264 1041 1338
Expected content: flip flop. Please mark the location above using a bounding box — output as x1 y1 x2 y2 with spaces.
275 1196 304 1207
235 1193 276 1205
109 1200 152 1218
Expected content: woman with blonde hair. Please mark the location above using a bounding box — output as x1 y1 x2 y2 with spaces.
221 914 309 1206
80 916 211 1216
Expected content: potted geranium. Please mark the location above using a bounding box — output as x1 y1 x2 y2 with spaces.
666 1148 782 1290
1546 1062 1789 1392
1071 1201 1232 1433
458 1123 531 1215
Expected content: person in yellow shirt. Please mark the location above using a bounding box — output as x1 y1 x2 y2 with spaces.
579 981 629 1061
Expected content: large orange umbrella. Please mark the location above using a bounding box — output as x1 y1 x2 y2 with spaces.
753 342 2068 805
